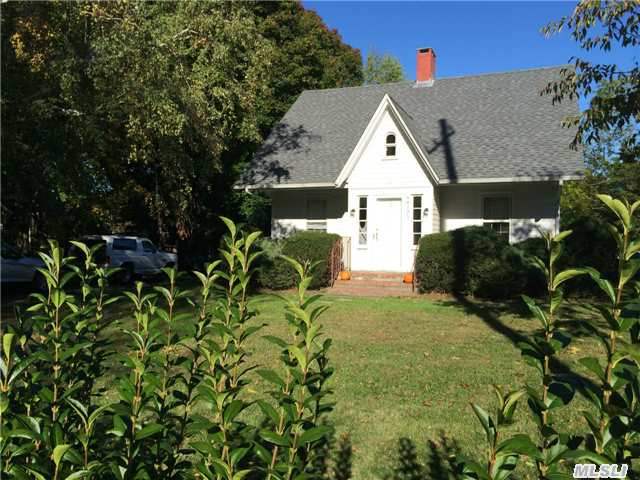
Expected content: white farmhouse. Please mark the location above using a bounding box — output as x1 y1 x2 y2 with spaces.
240 48 582 272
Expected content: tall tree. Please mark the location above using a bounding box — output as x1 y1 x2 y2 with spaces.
363 50 405 85
542 1 640 157
252 2 363 134
2 1 363 256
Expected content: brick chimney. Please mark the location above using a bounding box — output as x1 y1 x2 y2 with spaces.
416 47 436 85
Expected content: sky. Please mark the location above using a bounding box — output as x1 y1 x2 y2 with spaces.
303 1 637 85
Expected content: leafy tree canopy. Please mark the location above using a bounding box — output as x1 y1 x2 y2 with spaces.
542 1 640 157
363 50 405 85
1 1 362 257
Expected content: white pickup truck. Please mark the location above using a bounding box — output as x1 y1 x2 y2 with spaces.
77 235 178 282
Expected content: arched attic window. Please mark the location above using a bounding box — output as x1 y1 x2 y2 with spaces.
385 133 396 157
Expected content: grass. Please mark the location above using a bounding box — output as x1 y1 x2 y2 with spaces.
240 294 600 479
3 284 607 479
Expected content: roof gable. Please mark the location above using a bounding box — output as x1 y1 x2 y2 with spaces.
336 94 439 186
241 66 583 188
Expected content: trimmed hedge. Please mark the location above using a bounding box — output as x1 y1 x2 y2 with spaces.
415 226 544 299
257 231 341 290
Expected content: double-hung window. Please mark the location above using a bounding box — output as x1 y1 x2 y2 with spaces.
412 195 423 246
306 199 327 232
483 197 511 240
358 197 367 246
385 134 396 157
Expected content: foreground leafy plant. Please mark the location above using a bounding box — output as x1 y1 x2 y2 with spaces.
519 229 590 477
462 386 531 480
579 195 640 466
192 217 263 479
257 257 334 480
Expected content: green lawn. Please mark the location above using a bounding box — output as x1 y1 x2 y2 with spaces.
3 286 605 479
209 293 598 479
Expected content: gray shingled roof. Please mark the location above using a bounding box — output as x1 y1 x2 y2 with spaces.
241 66 583 186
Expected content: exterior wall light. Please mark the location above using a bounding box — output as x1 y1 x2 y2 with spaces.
423 208 429 217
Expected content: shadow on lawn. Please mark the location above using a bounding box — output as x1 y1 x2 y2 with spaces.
385 432 463 480
450 294 597 391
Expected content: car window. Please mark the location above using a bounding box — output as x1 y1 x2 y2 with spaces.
112 238 137 251
141 240 156 253
1 242 21 259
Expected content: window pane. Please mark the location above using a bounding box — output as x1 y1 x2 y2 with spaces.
484 197 510 220
386 134 395 144
413 196 422 208
413 209 421 220
414 234 421 246
386 146 396 157
307 220 327 232
113 238 137 251
307 199 326 220
413 221 421 234
485 222 509 240
358 197 367 245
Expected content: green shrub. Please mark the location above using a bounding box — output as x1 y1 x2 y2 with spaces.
256 237 296 290
415 226 544 299
258 231 341 290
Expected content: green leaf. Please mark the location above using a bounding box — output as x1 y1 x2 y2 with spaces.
2 333 15 363
135 423 164 440
521 295 548 329
259 430 289 447
552 230 573 243
262 335 288 349
585 269 616 303
288 346 307 370
281 255 304 279
597 194 631 229
579 357 605 382
257 369 286 388
297 426 332 445
621 259 640 287
223 400 245 424
626 239 640 260
560 449 612 464
257 400 280 425
64 471 91 480
552 268 590 290
497 434 539 458
220 216 237 238
471 403 494 445
52 444 71 467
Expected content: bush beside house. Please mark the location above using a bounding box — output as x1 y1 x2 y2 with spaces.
415 226 545 299
257 231 341 290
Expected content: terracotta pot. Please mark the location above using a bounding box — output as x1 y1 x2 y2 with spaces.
339 271 351 281
403 273 414 284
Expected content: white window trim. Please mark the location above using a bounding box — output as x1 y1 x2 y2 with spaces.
411 194 423 247
383 132 397 160
357 195 368 249
481 194 512 240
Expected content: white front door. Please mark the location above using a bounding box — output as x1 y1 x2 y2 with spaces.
373 198 403 271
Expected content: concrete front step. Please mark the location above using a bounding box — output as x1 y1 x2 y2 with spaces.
338 278 407 288
350 270 407 280
329 284 417 297
329 271 416 297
